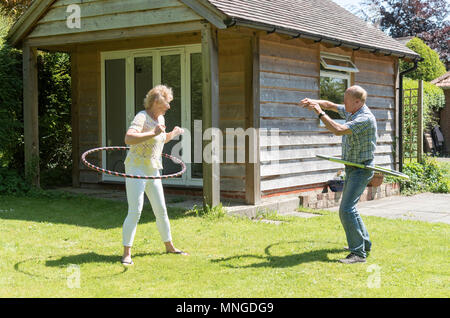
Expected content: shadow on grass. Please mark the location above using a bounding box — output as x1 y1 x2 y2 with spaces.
0 193 189 230
212 241 343 268
44 252 164 267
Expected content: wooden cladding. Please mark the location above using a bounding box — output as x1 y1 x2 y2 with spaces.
259 34 397 193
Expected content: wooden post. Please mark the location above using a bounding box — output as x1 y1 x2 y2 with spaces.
394 58 400 170
71 50 80 187
417 80 424 163
201 22 220 207
245 34 261 205
22 45 40 187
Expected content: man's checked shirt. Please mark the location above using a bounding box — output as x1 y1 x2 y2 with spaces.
337 104 377 164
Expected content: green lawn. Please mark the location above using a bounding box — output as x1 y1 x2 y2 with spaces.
0 192 449 298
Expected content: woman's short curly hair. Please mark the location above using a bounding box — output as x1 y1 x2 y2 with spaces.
144 85 173 109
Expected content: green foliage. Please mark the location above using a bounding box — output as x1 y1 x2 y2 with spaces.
0 167 31 195
399 157 449 195
0 14 23 169
400 37 447 82
402 78 445 158
0 13 72 187
186 203 227 219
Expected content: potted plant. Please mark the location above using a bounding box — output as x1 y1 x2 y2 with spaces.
328 170 345 192
368 172 384 187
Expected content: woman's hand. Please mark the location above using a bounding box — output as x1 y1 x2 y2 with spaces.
171 126 184 137
154 124 166 136
164 126 184 144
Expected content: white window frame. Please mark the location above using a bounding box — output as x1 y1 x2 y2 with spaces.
100 44 203 187
320 52 359 73
319 53 358 127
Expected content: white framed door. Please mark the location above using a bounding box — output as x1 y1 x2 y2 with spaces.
100 44 203 186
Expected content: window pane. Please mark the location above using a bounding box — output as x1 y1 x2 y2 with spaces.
105 59 127 173
134 56 153 114
320 76 348 119
190 52 203 179
161 54 182 176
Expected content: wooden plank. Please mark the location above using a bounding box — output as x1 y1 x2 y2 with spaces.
260 39 318 63
221 177 245 192
22 45 40 186
261 118 327 132
29 6 201 38
355 71 395 86
260 144 393 162
260 131 395 147
260 55 318 77
245 34 261 205
7 0 54 46
260 153 394 177
221 164 245 177
25 21 202 48
261 87 319 104
261 72 319 91
261 170 339 191
354 57 395 74
202 23 220 207
366 96 395 109
40 0 183 23
356 82 395 98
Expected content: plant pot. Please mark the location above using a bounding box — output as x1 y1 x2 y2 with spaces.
328 179 344 192
368 173 384 187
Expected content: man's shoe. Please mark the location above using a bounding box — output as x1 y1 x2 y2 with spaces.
339 253 366 264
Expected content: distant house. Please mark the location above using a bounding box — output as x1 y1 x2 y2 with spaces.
7 0 419 206
431 72 450 155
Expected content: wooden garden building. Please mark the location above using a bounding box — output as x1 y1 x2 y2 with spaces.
7 0 420 207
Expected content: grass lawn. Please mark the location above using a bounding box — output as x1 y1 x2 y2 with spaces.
0 192 449 298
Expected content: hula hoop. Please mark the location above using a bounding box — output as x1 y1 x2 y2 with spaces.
81 146 186 179
316 155 410 180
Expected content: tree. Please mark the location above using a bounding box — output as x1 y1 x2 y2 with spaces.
0 0 33 18
356 0 450 67
400 37 446 81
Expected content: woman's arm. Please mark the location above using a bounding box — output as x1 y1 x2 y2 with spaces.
124 125 165 145
165 126 184 144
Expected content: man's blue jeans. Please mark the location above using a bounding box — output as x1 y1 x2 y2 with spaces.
339 161 374 258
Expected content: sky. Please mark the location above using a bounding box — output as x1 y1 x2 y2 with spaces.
331 0 362 10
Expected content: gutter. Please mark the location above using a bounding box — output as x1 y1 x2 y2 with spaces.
224 17 420 60
398 57 424 172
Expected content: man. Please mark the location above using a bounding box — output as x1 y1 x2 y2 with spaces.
299 85 377 264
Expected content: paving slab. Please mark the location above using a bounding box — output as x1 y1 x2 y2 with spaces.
328 193 450 224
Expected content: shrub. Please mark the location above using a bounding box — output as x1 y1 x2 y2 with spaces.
0 13 72 187
400 37 447 82
0 167 31 195
399 157 449 195
402 78 445 158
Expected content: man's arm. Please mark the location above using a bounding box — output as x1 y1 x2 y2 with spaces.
300 100 351 136
300 98 340 113
320 113 351 136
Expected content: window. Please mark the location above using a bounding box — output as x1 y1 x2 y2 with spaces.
319 53 358 125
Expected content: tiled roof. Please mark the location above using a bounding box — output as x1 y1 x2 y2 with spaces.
208 0 419 58
431 72 450 89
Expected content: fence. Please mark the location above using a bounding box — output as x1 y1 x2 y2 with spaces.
402 80 424 163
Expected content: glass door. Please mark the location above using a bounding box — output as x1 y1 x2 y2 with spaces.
101 45 203 186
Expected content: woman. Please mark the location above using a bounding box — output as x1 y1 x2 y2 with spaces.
121 85 187 265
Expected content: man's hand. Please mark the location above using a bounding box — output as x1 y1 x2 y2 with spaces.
299 98 322 115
